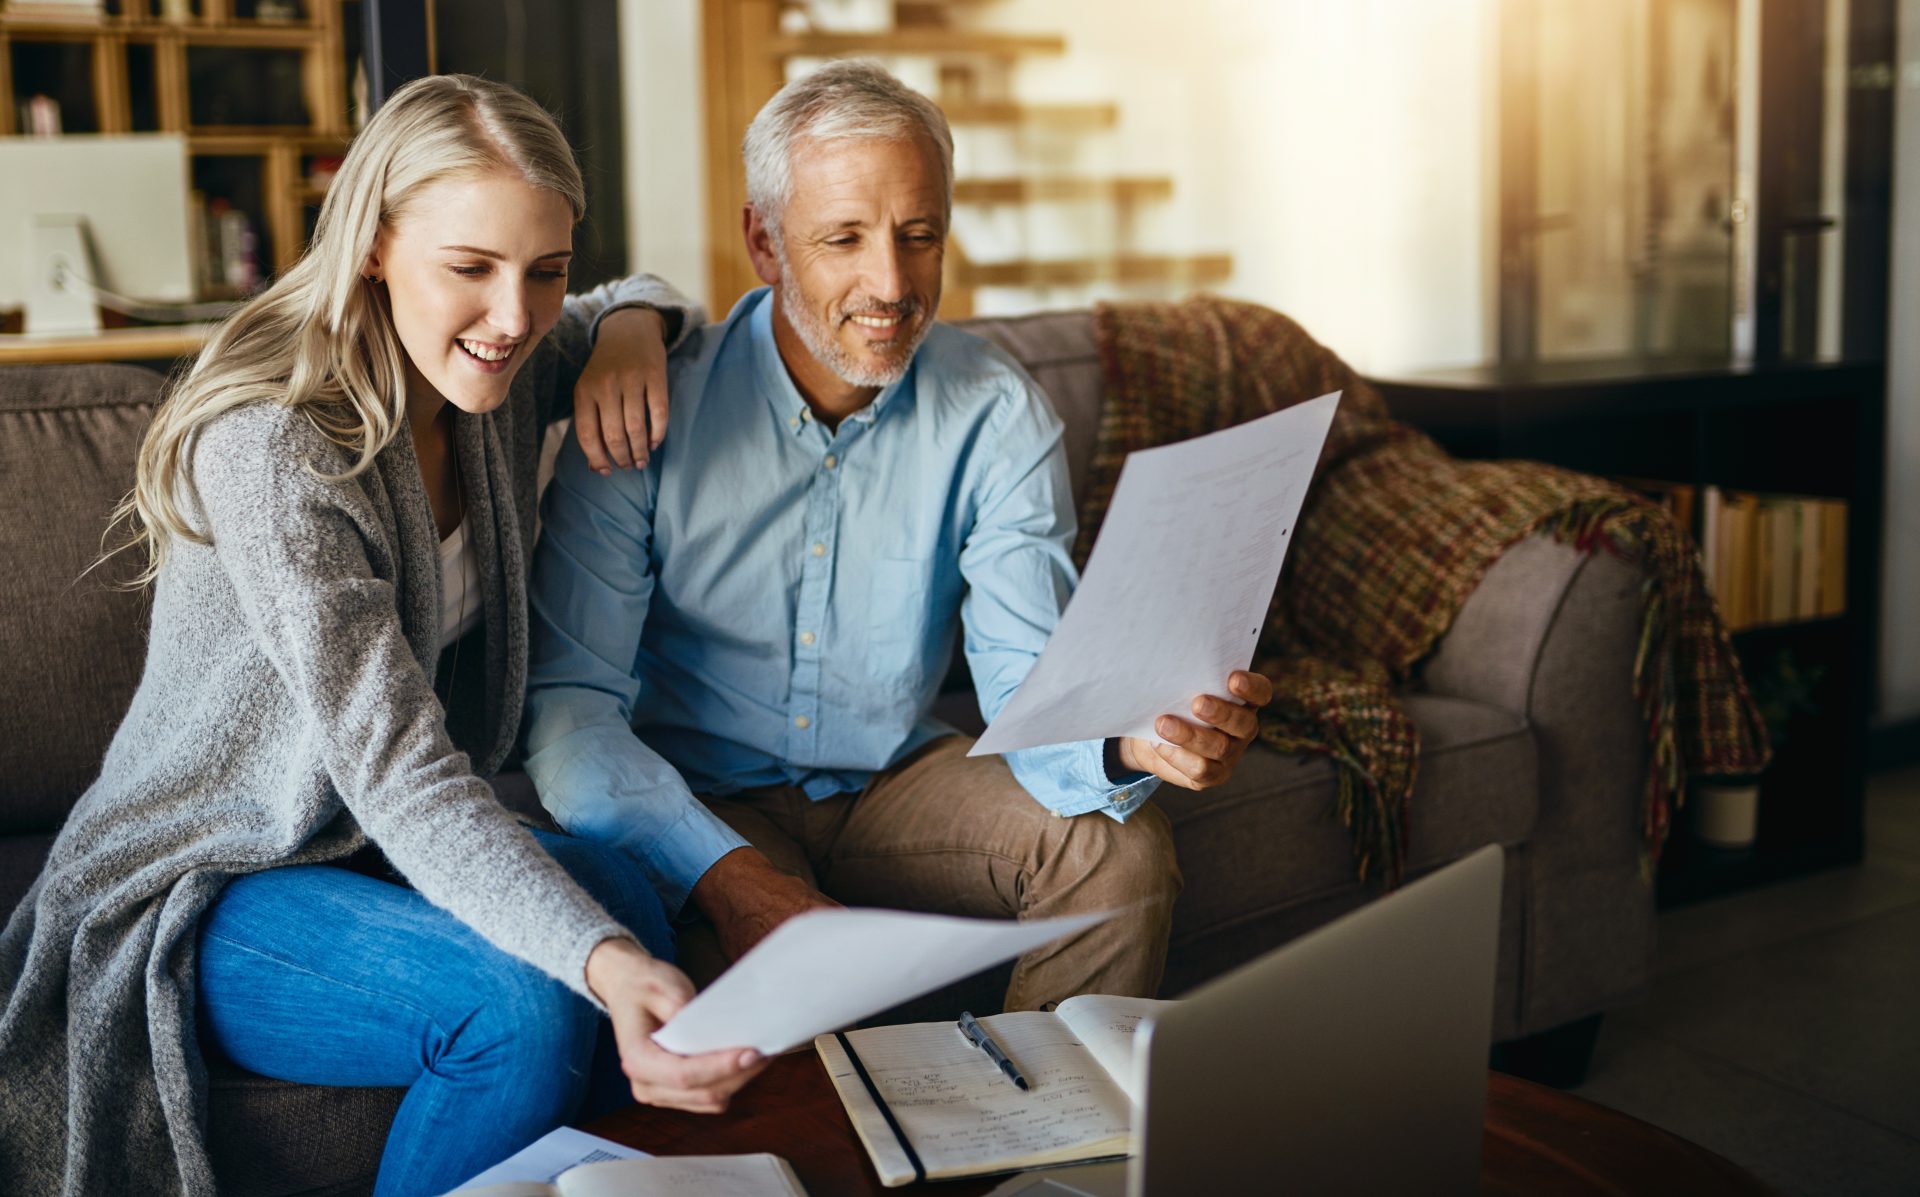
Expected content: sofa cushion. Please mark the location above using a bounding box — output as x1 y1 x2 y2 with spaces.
0 833 55 917
0 365 163 833
1154 692 1536 948
205 1054 400 1197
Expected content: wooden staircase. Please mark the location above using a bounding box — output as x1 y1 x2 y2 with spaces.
700 0 1233 318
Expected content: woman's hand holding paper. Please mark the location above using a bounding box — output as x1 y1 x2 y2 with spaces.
585 936 769 1114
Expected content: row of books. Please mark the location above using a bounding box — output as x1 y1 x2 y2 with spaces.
1619 478 1847 630
185 192 262 299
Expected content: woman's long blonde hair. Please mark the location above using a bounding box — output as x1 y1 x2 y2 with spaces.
112 73 585 584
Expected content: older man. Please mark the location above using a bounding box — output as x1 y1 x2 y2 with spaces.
525 61 1270 1035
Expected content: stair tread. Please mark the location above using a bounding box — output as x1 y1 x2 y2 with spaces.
955 176 1176 202
958 254 1234 286
768 30 1065 56
941 101 1119 127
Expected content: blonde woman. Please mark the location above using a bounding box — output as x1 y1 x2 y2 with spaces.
0 75 764 1196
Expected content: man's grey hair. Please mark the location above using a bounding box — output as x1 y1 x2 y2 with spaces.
743 59 955 241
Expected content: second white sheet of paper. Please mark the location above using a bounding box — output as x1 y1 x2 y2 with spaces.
651 907 1113 1056
971 391 1341 757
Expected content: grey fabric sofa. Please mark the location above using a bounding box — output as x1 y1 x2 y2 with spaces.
0 312 1654 1195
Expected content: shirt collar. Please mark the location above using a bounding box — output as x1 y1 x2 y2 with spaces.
747 287 913 436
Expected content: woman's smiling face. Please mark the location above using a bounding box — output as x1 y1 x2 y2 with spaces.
369 169 575 415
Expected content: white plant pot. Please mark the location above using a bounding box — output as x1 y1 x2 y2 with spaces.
1692 781 1760 848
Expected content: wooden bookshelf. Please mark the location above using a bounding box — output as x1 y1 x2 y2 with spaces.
1 0 352 288
1370 357 1885 907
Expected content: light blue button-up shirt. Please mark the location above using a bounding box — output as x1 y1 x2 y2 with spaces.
524 288 1156 911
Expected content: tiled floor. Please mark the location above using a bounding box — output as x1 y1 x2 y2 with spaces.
1572 766 1920 1196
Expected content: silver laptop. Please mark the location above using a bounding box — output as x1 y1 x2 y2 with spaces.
990 843 1504 1197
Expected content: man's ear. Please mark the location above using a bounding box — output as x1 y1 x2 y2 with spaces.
742 204 782 286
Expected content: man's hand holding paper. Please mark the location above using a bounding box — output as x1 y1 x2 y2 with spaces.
1113 668 1276 791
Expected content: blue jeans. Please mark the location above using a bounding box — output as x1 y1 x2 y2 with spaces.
196 829 673 1197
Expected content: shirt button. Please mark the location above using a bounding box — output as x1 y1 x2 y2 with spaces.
823 454 838 469
811 542 827 557
800 409 813 423
795 715 812 729
799 631 816 645
788 416 799 429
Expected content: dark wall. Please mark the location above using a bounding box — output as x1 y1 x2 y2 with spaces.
435 0 628 290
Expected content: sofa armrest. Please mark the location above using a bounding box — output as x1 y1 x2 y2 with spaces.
1421 534 1596 713
1423 532 1655 1032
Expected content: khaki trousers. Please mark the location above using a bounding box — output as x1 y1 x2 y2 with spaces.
677 737 1181 1011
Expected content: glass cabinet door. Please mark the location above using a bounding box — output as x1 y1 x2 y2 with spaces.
1500 0 1858 364
1503 0 1739 361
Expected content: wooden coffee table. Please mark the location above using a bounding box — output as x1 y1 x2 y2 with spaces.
584 1052 1772 1196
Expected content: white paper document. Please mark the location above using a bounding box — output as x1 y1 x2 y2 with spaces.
971 392 1341 757
453 1137 804 1197
651 907 1113 1056
450 1126 647 1191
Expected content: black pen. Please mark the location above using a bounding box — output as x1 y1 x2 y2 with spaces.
957 1010 1031 1091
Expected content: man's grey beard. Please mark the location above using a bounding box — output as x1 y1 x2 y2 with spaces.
775 249 930 389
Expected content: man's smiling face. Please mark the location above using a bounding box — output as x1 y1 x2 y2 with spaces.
752 135 947 404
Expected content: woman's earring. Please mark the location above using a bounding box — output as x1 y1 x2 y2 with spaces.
367 274 383 283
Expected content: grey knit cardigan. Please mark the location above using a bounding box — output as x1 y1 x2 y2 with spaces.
0 275 694 1195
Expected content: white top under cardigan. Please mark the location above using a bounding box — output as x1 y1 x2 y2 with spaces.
439 519 484 650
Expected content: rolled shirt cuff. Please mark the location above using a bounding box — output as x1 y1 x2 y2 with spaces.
644 803 752 915
1004 736 1161 821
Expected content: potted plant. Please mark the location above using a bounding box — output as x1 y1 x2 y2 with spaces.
1692 649 1823 849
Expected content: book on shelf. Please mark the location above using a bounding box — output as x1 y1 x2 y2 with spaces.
1765 499 1797 624
18 95 62 137
188 194 263 299
1613 475 1698 534
1819 502 1847 617
1695 485 1847 629
815 994 1172 1187
1793 502 1821 620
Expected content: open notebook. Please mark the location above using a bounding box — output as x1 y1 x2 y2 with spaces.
814 995 1173 1187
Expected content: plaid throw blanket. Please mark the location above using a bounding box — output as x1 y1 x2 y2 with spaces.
1086 297 1769 883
